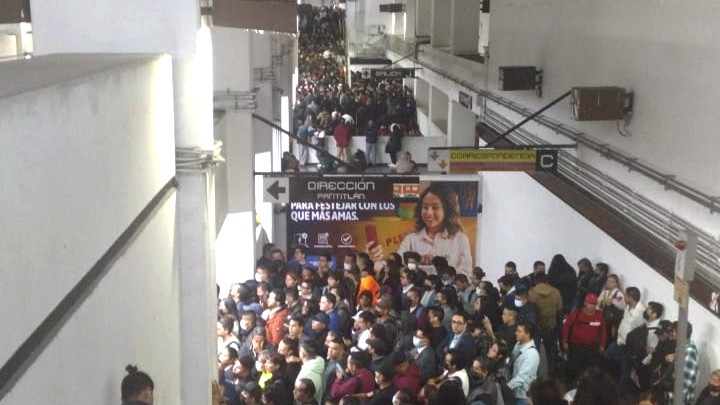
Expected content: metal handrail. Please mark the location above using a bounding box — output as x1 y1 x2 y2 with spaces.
483 108 720 283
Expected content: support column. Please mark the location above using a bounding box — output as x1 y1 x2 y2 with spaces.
429 85 449 136
448 100 477 147
404 0 417 40
450 0 480 55
431 0 451 48
415 0 432 38
174 22 217 405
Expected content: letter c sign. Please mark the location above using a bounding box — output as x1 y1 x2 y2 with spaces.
535 150 558 172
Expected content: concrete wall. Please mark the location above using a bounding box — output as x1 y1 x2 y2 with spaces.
479 172 720 386
487 0 720 236
0 56 179 404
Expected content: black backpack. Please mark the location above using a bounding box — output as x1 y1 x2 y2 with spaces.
624 325 659 364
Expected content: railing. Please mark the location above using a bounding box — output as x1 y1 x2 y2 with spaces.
0 178 178 401
483 108 720 284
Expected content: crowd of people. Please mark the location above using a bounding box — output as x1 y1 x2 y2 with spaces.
292 6 420 169
212 243 720 405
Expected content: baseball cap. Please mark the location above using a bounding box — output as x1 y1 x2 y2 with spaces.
584 293 598 305
313 312 330 325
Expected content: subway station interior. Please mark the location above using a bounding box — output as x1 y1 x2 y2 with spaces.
1 0 720 404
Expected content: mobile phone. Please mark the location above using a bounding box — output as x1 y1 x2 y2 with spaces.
365 224 379 247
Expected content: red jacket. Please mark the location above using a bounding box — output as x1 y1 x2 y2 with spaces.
562 308 607 349
393 363 421 397
265 307 290 346
330 368 375 401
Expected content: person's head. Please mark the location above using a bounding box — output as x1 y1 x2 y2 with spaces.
311 312 330 332
301 265 316 282
217 315 235 338
413 326 432 349
318 253 332 271
606 274 620 290
288 315 304 338
375 361 395 387
515 321 535 343
241 382 262 405
375 296 394 317
645 301 664 321
262 243 275 259
219 346 239 367
262 383 286 405
327 337 346 360
285 271 300 289
444 348 467 373
594 262 609 277
454 274 470 292
392 389 413 405
264 352 286 375
270 248 285 262
299 280 314 297
471 356 492 381
637 391 662 405
293 378 316 403
528 377 565 405
250 327 266 351
533 260 546 274
121 365 154 405
404 251 421 270
415 183 462 236
293 245 308 262
504 261 517 276
498 275 515 293
625 287 641 306
347 351 371 374
502 307 517 326
255 263 272 283
472 267 486 286
577 258 593 274
319 293 336 313
355 310 376 331
583 293 599 313
285 287 299 307
400 269 415 287
267 289 285 310
278 337 298 358
406 287 421 308
299 339 319 363
450 312 468 335
574 367 620 405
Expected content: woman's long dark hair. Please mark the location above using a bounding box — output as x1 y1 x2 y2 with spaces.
414 183 463 235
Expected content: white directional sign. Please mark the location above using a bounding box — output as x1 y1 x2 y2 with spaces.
263 177 289 204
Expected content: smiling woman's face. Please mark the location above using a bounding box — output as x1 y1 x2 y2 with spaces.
421 192 445 233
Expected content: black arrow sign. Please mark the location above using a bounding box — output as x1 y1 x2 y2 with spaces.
267 180 286 200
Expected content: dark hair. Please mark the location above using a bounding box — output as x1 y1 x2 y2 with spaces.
428 305 444 321
220 297 239 320
517 321 536 339
285 286 299 302
414 183 463 235
472 267 486 279
647 301 664 318
271 289 286 306
505 261 517 271
498 275 515 288
574 367 619 405
294 245 308 256
358 310 376 325
349 351 371 369
219 315 235 333
625 287 641 302
446 348 467 369
454 274 469 284
533 260 545 270
280 337 299 356
121 365 154 402
437 378 465 405
299 338 319 358
322 293 337 307
298 378 316 397
320 252 332 262
535 272 548 284
596 262 609 275
528 378 566 405
577 258 592 270
358 290 373 303
403 251 421 262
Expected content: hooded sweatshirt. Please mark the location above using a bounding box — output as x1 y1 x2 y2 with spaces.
528 283 563 330
297 356 326 404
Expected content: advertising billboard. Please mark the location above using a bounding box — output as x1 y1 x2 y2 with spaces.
287 176 478 275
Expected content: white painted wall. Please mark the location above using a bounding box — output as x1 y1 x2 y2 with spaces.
487 0 720 237
480 171 720 384
0 55 179 404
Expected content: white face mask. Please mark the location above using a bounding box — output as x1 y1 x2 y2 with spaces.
255 361 263 371
240 320 250 331
344 262 352 271
514 298 524 308
407 262 417 271
255 274 263 282
412 337 421 348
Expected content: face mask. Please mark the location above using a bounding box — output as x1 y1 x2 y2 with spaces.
255 274 262 282
443 278 453 286
240 320 250 331
407 263 417 271
412 337 421 348
255 361 263 371
344 262 352 271
514 299 524 308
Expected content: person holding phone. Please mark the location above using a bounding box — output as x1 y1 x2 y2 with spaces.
396 183 472 276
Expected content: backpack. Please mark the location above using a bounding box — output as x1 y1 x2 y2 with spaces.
624 325 659 364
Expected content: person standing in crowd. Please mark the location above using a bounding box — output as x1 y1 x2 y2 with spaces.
562 293 607 387
333 114 351 161
507 322 540 405
547 254 578 315
695 369 720 405
528 272 563 374
385 123 403 165
605 286 646 386
365 119 378 166
121 365 154 405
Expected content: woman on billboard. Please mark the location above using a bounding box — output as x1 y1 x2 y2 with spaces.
396 183 472 275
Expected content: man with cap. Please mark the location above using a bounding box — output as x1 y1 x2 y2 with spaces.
310 312 330 356
562 293 607 386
